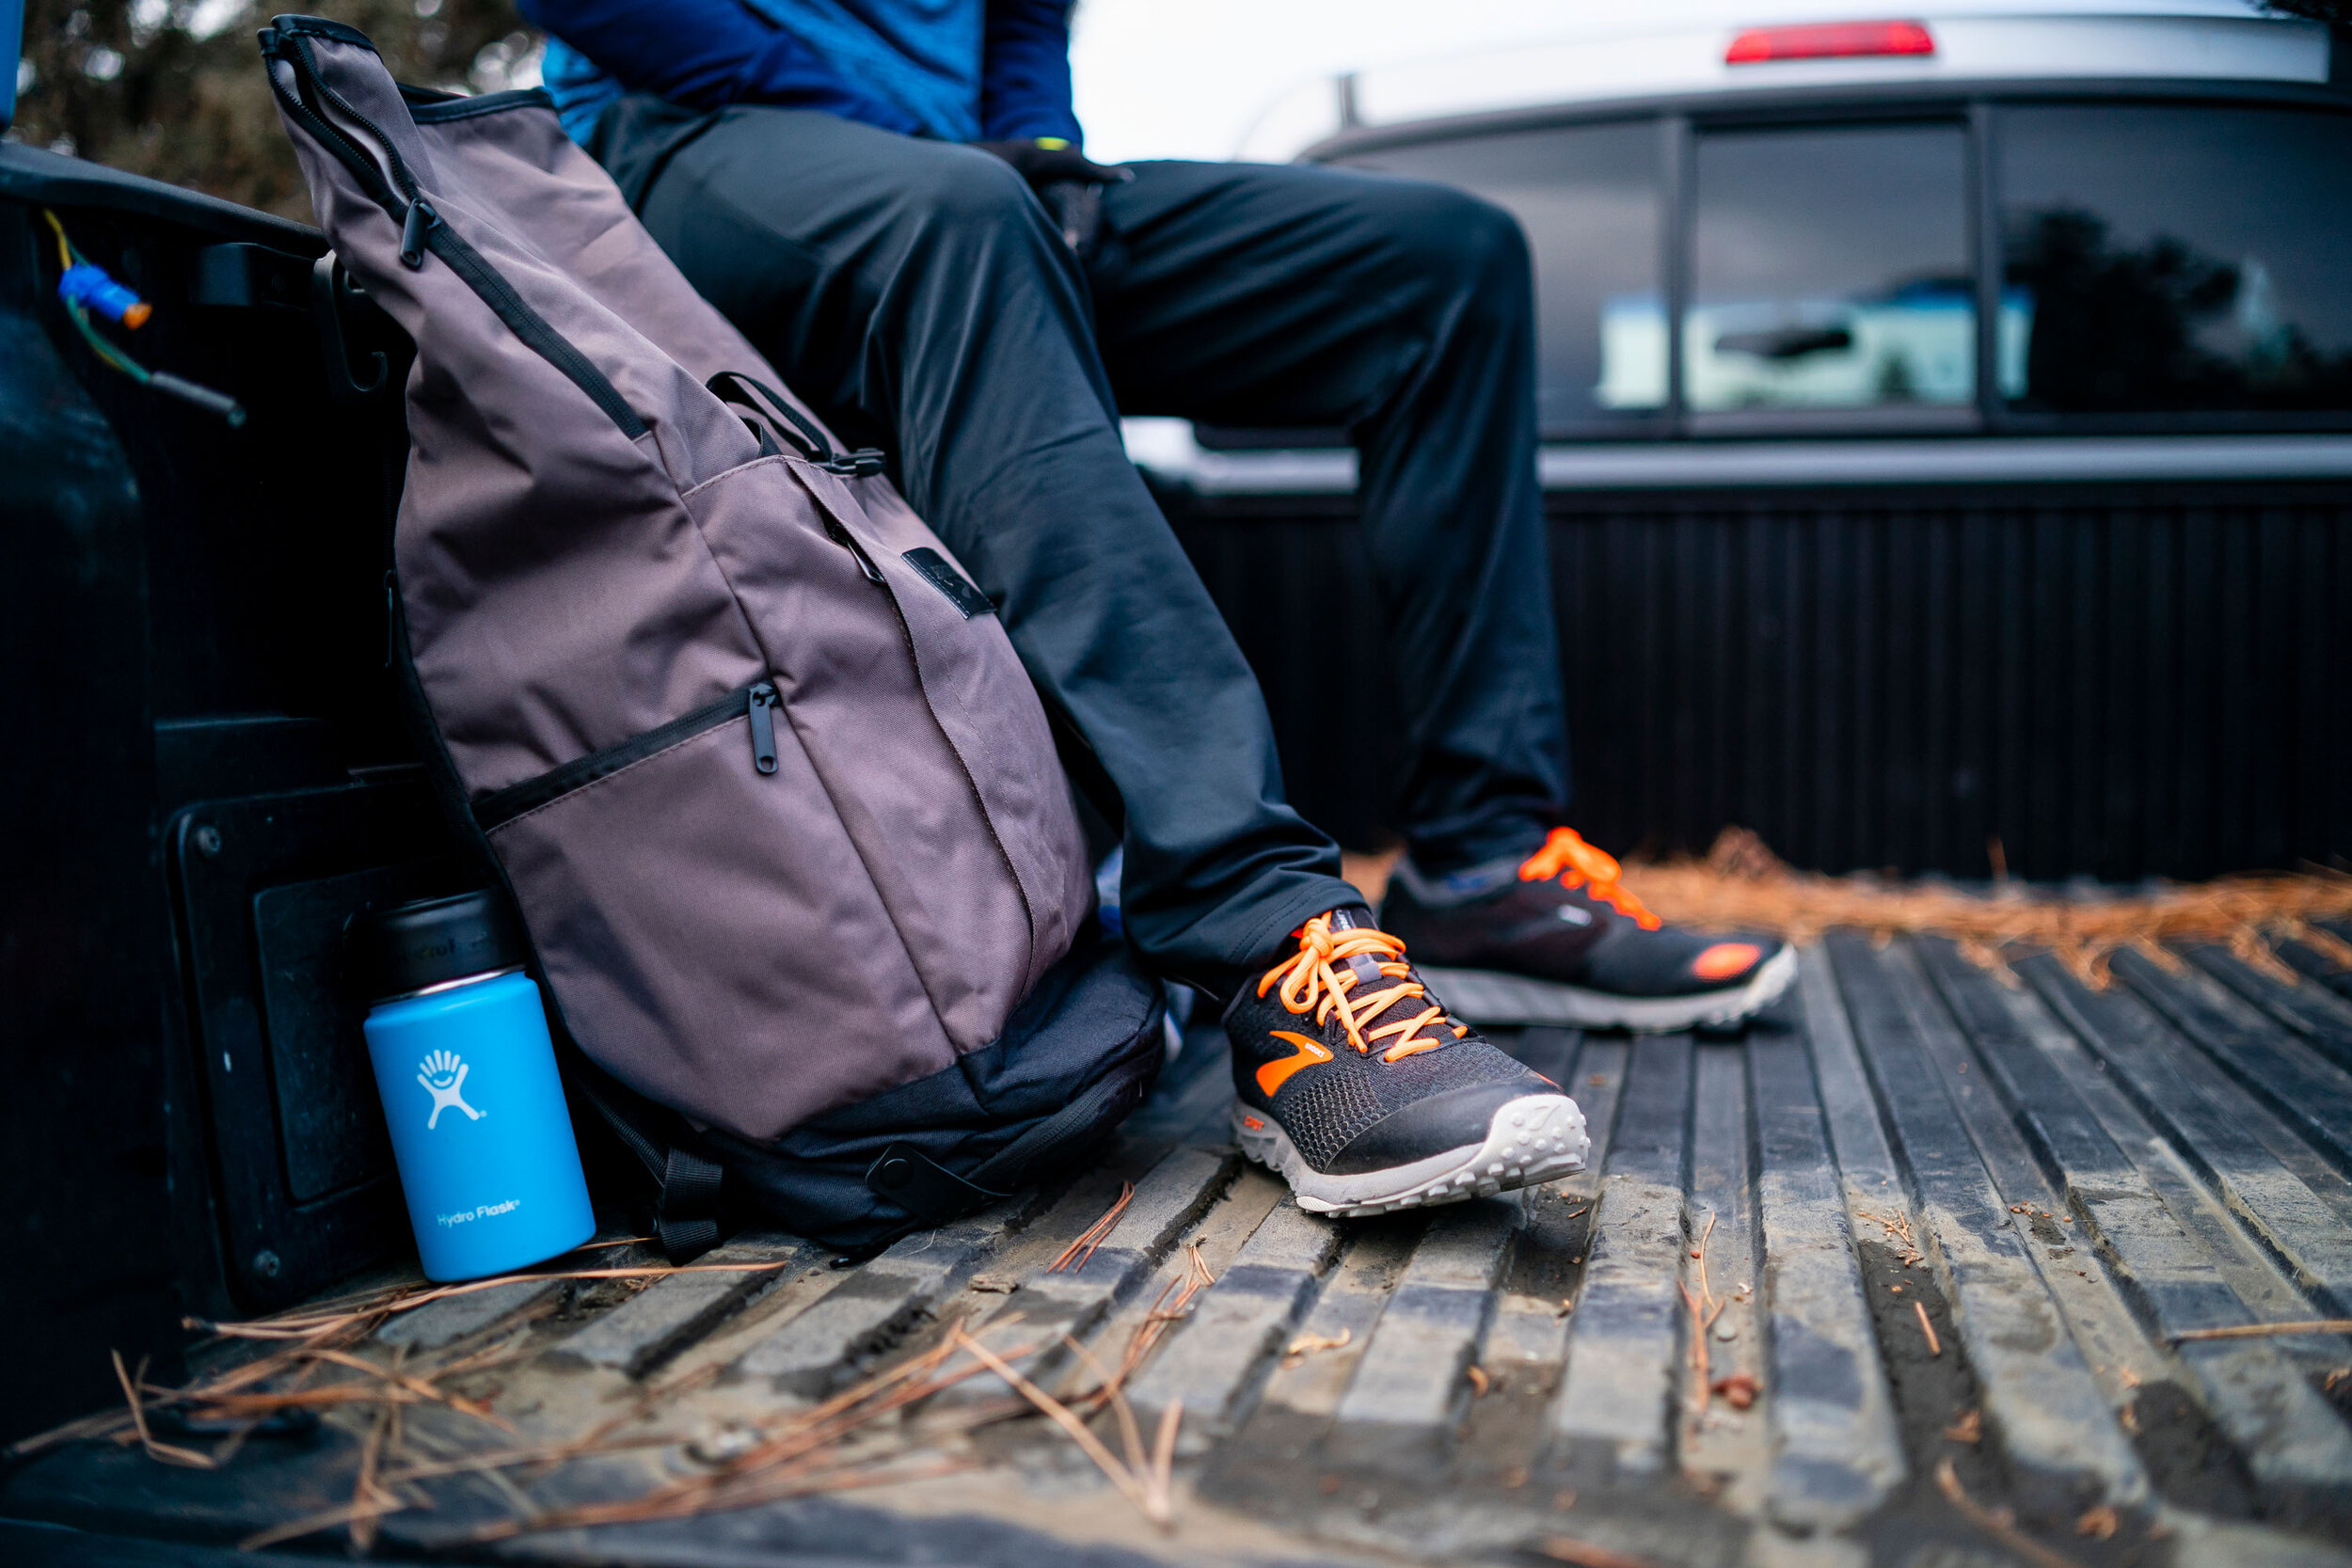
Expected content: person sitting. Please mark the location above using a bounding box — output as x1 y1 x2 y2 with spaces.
516 0 1793 1214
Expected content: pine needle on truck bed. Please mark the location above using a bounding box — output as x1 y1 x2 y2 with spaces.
1349 829 2352 990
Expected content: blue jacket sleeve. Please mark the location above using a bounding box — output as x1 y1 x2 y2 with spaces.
516 0 923 135
980 0 1083 145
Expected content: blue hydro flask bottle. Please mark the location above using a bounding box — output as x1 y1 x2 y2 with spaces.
353 892 595 1281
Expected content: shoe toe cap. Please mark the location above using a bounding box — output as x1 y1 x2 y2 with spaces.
1323 1079 1563 1176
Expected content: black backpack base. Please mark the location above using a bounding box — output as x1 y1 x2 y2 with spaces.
573 925 1166 1259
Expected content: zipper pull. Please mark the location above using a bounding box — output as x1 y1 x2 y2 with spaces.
748 682 780 774
820 515 888 584
399 199 437 270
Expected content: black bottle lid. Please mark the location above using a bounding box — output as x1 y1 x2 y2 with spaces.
349 890 525 1002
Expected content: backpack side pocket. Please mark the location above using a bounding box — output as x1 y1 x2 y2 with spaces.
485 690 954 1143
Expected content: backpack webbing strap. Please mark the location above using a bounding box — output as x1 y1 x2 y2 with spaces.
571 1066 725 1264
655 1144 725 1264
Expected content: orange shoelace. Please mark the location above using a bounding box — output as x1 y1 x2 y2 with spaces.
1518 827 1662 930
1259 913 1462 1063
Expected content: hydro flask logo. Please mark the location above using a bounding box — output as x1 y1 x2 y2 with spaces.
417 1049 485 1130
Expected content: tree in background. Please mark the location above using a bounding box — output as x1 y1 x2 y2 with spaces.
9 0 535 220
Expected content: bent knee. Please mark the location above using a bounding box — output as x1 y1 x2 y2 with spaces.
888 144 1043 234
1389 183 1530 294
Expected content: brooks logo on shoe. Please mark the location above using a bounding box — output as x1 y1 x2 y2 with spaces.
1257 1030 1334 1095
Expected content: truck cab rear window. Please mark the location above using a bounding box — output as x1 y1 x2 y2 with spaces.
1998 104 2352 417
1688 121 1974 422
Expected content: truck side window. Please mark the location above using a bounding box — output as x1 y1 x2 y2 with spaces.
1338 119 1664 437
1997 104 2352 419
1687 120 1973 421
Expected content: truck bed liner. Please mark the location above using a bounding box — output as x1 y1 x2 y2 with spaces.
8 936 2352 1566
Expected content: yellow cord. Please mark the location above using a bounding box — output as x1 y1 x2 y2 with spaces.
41 208 76 270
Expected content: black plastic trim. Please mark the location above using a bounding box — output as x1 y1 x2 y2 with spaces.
0 144 326 254
473 685 756 830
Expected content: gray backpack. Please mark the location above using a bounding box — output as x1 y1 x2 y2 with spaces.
260 15 1163 1253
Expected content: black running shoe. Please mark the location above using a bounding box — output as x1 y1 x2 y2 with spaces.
1224 909 1589 1217
1382 828 1796 1032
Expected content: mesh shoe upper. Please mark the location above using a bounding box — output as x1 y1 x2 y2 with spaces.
1223 910 1561 1172
1383 828 1785 1000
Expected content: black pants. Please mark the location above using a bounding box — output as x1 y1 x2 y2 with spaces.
591 103 1569 985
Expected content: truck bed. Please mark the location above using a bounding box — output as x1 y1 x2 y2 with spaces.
9 933 2352 1567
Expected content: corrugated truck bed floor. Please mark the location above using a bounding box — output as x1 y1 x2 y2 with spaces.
10 934 2352 1567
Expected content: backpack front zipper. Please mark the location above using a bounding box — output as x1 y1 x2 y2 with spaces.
473 681 778 830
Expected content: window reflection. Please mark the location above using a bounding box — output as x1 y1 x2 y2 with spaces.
1687 123 1974 416
1999 106 2352 415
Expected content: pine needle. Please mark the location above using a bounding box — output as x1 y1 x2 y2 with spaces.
1537 1534 1666 1568
465 1323 1034 1541
347 1387 398 1554
1280 1327 1351 1369
184 1257 797 1346
1147 1400 1183 1522
2169 1319 2352 1343
1934 1457 2088 1568
951 1325 1168 1527
111 1352 213 1469
1050 1181 1134 1274
1618 828 2352 991
305 1347 513 1433
1100 1241 1217 1396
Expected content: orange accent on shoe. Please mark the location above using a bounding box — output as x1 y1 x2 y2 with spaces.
1256 1030 1335 1096
1242 1115 1265 1131
1692 942 1762 981
1258 913 1456 1064
1518 827 1663 930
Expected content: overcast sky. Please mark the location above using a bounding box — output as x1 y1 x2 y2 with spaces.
1068 0 1597 163
1065 0 2266 163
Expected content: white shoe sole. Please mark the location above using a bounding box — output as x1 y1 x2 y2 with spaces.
1418 944 1800 1032
1234 1092 1589 1218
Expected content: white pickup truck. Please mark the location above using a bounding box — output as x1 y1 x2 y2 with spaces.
1133 1 2352 883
